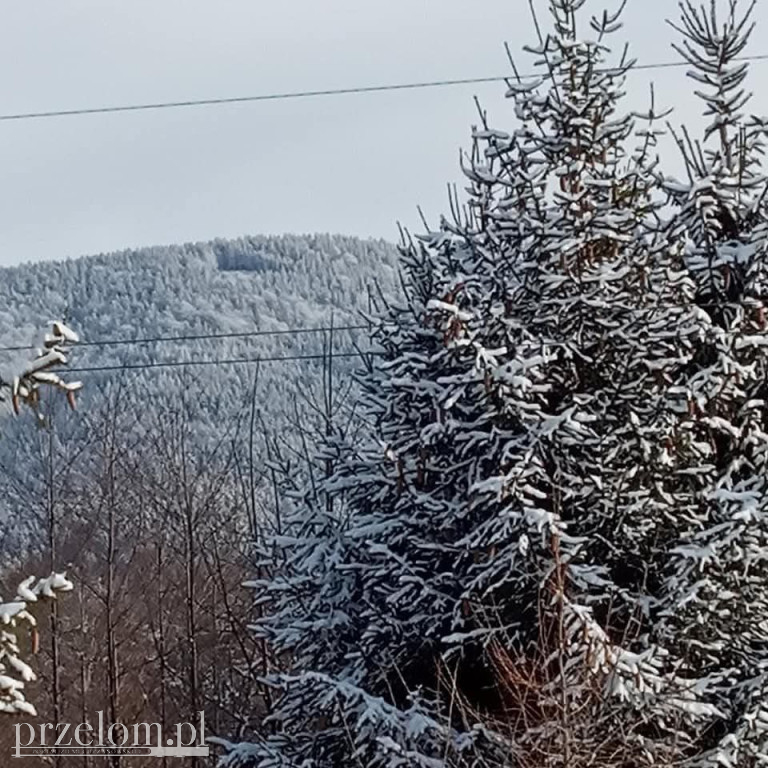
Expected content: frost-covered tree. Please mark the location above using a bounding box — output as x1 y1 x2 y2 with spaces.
220 1 768 766
0 322 80 716
0 574 73 715
653 1 768 764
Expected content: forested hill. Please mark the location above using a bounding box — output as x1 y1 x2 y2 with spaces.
0 234 400 734
0 233 401 428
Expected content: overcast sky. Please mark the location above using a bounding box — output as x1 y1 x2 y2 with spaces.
0 0 766 266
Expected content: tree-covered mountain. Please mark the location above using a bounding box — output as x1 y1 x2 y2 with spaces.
0 233 400 429
0 234 400 743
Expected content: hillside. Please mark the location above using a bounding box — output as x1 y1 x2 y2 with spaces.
0 233 401 429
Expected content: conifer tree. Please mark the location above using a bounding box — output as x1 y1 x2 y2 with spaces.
221 1 768 766
652 1 768 763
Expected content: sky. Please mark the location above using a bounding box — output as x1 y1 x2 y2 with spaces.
0 0 766 266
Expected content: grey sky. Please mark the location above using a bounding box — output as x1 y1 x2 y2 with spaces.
0 0 766 266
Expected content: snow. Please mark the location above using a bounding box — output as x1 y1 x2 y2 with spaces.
0 573 73 716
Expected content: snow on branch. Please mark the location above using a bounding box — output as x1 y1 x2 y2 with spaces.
0 321 80 717
1 321 82 424
0 574 73 716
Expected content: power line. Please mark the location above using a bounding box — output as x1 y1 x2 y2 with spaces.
65 350 376 375
0 323 368 354
46 301 768 376
2 54 767 123
1 300 760 356
60 303 768 376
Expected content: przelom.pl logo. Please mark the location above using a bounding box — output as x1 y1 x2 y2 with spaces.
13 711 209 758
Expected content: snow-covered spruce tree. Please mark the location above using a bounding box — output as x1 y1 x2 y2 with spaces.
0 322 81 716
0 574 73 715
651 1 768 764
220 1 768 766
